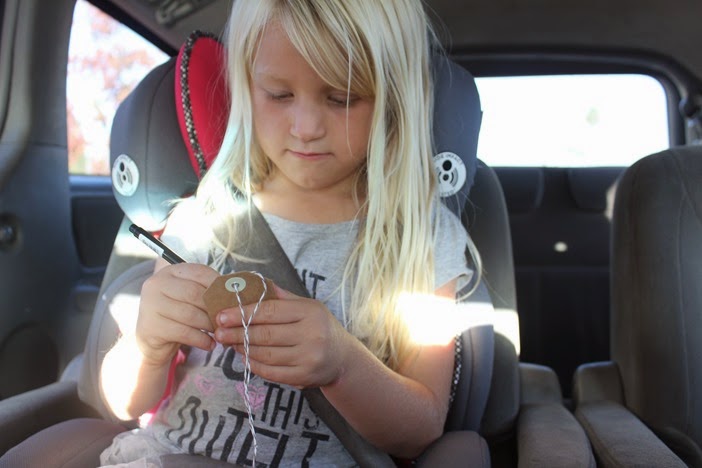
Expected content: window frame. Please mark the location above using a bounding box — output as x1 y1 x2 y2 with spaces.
66 0 171 176
454 50 688 149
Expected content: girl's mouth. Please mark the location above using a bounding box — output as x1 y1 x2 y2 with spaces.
289 150 330 160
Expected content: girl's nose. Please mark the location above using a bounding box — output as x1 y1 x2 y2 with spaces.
290 100 326 142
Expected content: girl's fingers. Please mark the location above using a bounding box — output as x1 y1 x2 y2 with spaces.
159 275 211 310
136 263 220 364
139 318 214 362
215 323 300 346
246 356 332 389
245 359 302 387
160 301 214 332
166 263 221 289
269 283 300 300
160 318 215 351
236 344 298 366
217 296 308 327
146 267 217 331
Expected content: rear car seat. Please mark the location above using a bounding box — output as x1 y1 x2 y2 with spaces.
573 146 702 467
468 159 595 468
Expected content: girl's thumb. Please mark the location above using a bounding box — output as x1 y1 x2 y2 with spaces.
270 282 301 300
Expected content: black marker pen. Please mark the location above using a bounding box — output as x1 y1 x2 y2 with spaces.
129 224 186 264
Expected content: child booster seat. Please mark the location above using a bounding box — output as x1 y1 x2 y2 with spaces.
99 30 493 467
0 31 494 468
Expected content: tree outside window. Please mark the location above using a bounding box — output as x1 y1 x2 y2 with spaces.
67 0 167 175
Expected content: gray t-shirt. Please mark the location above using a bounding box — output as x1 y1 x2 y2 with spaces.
100 200 472 467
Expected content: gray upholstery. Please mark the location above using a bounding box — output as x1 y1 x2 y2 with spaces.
575 401 686 468
515 358 596 468
445 304 494 431
432 54 481 216
519 363 563 406
0 416 240 468
612 146 702 465
467 162 518 318
0 418 127 468
574 146 702 467
78 259 156 424
518 363 594 468
467 161 520 437
466 162 594 466
109 59 197 233
518 404 595 468
416 431 491 467
572 361 624 405
0 380 98 457
481 334 520 437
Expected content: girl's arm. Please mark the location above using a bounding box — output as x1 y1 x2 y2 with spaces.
100 332 173 421
100 260 219 420
318 279 458 459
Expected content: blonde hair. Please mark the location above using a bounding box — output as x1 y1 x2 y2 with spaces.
195 0 479 369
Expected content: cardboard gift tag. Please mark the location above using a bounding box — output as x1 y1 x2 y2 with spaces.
203 271 276 327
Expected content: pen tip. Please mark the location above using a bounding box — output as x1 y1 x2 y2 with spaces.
129 224 139 236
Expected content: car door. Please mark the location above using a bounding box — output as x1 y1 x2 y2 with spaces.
0 0 82 399
0 0 168 399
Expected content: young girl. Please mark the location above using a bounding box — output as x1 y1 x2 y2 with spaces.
100 0 480 466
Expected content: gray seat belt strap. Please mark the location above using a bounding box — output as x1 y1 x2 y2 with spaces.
222 205 396 468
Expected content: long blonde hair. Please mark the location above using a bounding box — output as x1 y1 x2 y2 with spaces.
196 0 472 369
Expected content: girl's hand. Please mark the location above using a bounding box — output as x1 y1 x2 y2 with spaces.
135 262 220 367
214 284 352 388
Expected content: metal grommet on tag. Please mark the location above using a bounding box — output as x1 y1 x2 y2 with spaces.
225 276 247 292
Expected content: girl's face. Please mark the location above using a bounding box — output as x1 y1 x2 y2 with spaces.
250 23 374 198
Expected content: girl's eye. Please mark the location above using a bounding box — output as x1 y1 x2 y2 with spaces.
329 94 359 107
267 91 292 101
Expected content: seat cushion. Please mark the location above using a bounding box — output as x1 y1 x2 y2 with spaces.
575 401 686 468
415 431 490 468
0 418 127 468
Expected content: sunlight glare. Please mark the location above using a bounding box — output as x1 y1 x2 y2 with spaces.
107 291 142 334
399 292 494 346
398 291 521 353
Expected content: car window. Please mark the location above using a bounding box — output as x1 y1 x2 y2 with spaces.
67 0 168 175
475 74 670 167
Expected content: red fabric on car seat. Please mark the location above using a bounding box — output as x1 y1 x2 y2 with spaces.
143 348 187 423
174 30 229 178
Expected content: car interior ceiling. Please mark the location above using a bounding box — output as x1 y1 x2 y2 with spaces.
0 0 701 466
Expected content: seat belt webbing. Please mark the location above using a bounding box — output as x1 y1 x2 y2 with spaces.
222 205 395 468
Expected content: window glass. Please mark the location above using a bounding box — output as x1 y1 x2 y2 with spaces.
67 0 168 175
474 74 669 167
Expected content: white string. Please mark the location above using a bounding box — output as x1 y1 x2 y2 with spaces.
232 272 267 467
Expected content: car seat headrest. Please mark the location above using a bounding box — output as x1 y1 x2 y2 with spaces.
110 57 198 232
174 31 227 178
432 54 481 215
110 31 481 232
